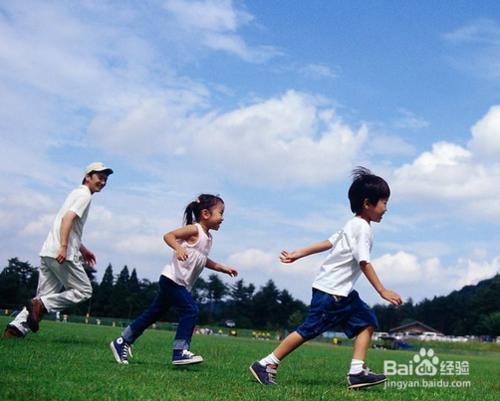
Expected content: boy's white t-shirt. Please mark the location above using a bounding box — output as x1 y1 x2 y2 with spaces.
39 185 92 263
312 217 372 297
162 223 212 290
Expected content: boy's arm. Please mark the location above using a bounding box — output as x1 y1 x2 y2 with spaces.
359 261 402 305
163 225 199 261
56 211 78 263
205 258 238 277
280 240 332 264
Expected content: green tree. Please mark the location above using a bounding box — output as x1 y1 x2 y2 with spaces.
93 264 114 317
206 274 227 322
227 279 255 328
126 268 141 317
251 280 280 329
0 258 38 309
110 266 130 317
191 277 208 303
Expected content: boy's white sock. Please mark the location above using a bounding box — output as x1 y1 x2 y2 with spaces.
259 352 281 366
349 359 364 375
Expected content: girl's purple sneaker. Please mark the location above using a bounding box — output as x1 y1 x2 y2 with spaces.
172 349 204 365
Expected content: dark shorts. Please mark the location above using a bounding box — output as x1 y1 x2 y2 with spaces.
296 289 378 339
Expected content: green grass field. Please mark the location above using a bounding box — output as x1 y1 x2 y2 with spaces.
0 317 498 401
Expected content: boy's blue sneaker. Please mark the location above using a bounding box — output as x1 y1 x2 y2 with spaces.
249 361 278 385
110 337 130 365
172 349 204 365
347 369 386 389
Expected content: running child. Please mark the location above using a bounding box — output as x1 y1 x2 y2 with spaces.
110 194 238 365
249 167 402 389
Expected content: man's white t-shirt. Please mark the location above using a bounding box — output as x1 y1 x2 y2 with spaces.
312 217 372 297
39 185 92 263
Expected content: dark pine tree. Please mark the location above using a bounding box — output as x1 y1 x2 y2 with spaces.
93 264 114 317
0 258 38 309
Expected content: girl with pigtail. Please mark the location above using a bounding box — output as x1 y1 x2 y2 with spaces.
110 194 238 366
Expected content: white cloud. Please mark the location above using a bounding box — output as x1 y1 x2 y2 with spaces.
226 248 322 301
94 89 368 187
363 251 500 304
445 18 500 45
453 257 500 288
392 106 500 219
444 19 500 80
393 108 429 130
392 142 484 200
469 105 500 158
369 133 416 157
192 90 367 186
300 63 338 79
163 0 277 62
227 248 277 270
113 234 166 255
373 251 439 286
164 0 250 32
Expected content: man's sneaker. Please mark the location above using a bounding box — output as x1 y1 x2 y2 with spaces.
110 337 130 364
3 324 24 338
172 350 204 365
249 361 278 385
26 298 46 333
347 368 387 389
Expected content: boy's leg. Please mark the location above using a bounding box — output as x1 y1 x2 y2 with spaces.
352 325 373 363
344 294 387 389
347 325 386 389
249 331 307 385
250 289 332 385
272 331 308 360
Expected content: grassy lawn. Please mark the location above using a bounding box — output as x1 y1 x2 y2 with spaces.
0 317 498 401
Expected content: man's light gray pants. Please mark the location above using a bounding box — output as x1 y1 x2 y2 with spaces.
9 256 92 335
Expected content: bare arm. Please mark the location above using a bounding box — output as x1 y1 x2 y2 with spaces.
56 211 78 263
206 258 238 277
360 261 402 305
163 225 199 261
280 240 332 264
79 244 96 268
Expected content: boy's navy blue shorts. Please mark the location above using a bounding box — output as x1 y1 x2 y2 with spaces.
296 289 378 339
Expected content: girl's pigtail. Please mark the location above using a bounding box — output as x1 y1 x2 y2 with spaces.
183 202 196 225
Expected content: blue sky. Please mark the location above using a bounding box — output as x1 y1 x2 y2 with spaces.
1 0 500 305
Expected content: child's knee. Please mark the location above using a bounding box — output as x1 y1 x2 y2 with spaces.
185 303 199 317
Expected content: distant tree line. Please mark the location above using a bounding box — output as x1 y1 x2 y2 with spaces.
0 258 308 330
372 274 500 336
1 257 498 335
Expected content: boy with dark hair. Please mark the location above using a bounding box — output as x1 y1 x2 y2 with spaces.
3 162 113 338
249 167 402 389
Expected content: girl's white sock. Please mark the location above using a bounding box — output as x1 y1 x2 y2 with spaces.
259 352 281 366
349 358 364 375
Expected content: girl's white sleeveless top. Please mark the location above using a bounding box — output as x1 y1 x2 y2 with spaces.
161 223 212 290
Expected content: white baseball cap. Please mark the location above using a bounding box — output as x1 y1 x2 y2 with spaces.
84 162 114 176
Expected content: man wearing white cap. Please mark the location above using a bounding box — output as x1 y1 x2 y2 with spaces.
3 162 113 337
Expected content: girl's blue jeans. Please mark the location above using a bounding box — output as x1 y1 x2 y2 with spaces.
121 275 199 350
